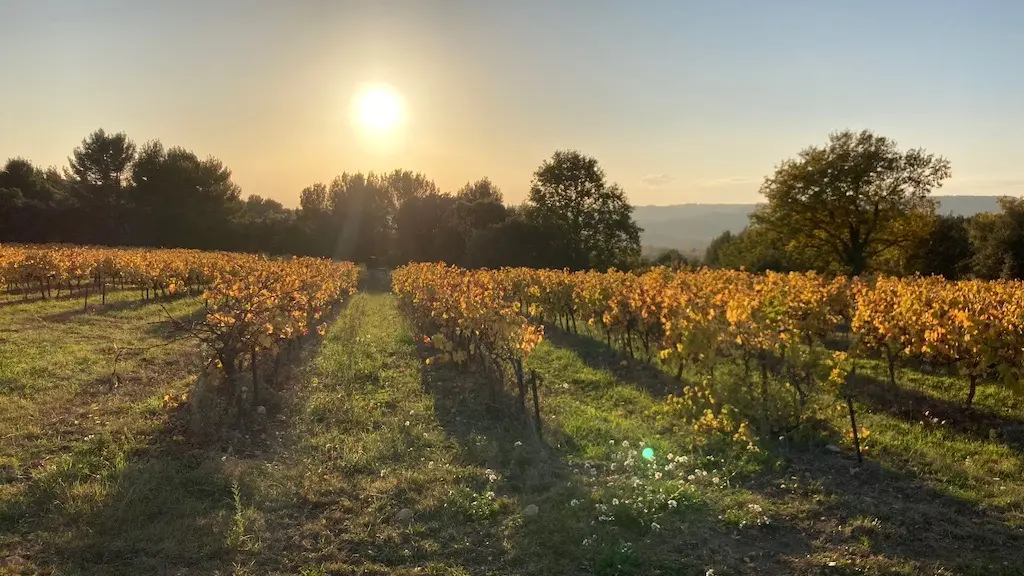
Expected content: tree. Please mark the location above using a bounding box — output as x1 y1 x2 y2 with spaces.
68 129 136 189
295 182 333 256
327 173 394 264
466 214 571 270
968 197 1024 279
131 141 241 249
394 192 463 263
715 227 795 272
66 129 137 244
232 195 298 255
650 248 692 269
751 130 950 276
703 230 735 266
451 178 507 246
456 178 503 204
902 214 973 279
0 158 68 243
527 150 641 270
381 169 439 206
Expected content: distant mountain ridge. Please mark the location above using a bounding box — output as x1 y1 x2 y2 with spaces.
634 195 1004 256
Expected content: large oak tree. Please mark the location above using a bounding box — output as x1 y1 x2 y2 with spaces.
751 130 950 275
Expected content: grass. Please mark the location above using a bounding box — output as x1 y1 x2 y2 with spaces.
2 287 1023 574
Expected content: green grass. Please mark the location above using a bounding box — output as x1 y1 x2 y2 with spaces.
2 289 1023 575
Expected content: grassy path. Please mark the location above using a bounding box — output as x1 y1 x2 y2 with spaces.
247 292 586 575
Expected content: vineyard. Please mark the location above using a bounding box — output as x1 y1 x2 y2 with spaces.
1 243 360 422
2 248 1023 575
395 263 1024 447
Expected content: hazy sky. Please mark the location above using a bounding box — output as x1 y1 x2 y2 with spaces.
2 0 1023 206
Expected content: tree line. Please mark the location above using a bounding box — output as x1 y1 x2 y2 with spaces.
6 127 1022 278
703 129 1024 280
0 129 642 270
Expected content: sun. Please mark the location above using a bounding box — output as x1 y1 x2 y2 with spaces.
352 84 404 133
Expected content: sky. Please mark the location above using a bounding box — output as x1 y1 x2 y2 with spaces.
2 0 1023 207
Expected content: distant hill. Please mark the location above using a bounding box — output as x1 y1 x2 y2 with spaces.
634 195 1005 257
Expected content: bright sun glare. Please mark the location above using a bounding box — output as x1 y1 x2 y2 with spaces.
352 85 403 133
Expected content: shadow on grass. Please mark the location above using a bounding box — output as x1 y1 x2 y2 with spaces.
40 297 150 323
541 327 686 399
744 449 1024 574
535 329 1024 574
853 372 1024 453
141 305 208 339
419 353 820 575
417 356 588 573
0 299 349 575
0 411 240 576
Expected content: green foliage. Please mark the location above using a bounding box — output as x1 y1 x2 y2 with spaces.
641 248 693 270
707 226 795 272
527 150 642 270
66 129 137 244
67 129 136 189
465 211 571 269
3 129 651 272
0 158 70 243
132 141 242 249
752 129 950 275
455 177 503 203
901 213 973 278
968 197 1024 279
443 486 508 522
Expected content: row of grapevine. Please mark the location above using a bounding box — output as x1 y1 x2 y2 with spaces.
513 267 1024 408
176 254 359 417
3 243 360 417
852 276 1024 405
392 263 544 409
184 255 360 373
2 243 240 302
398 263 1024 424
505 267 852 433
